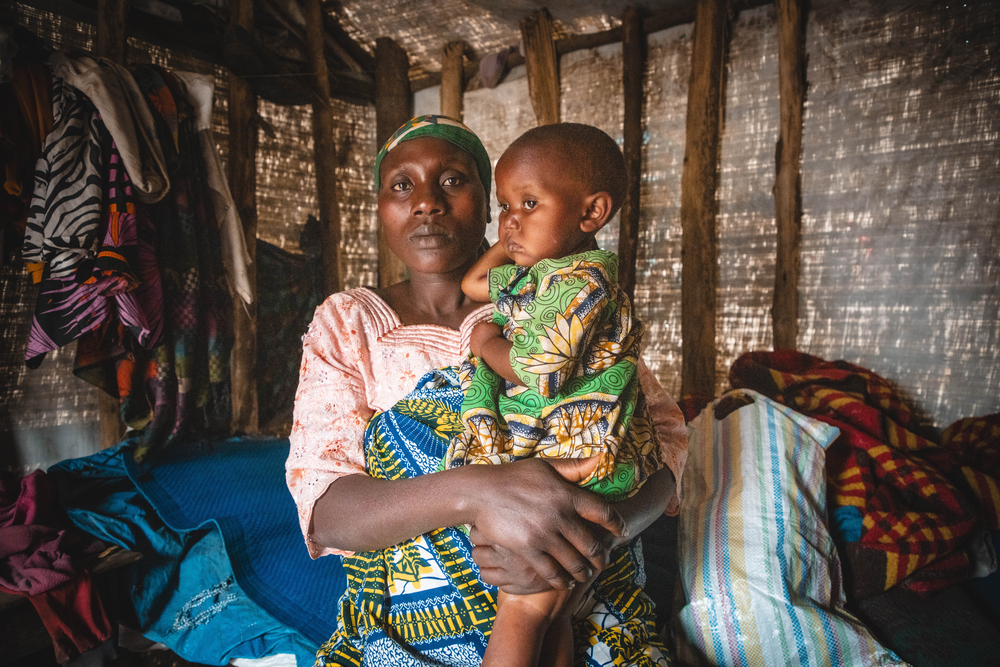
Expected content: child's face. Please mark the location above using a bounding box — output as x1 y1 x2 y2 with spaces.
494 146 596 267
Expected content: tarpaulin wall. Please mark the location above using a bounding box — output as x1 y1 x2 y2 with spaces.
419 0 999 428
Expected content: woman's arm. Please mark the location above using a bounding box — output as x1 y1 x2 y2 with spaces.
311 457 628 590
461 242 512 302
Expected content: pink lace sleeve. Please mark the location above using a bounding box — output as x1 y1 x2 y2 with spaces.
287 295 372 558
638 359 688 516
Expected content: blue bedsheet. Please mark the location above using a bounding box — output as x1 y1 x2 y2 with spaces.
49 436 346 664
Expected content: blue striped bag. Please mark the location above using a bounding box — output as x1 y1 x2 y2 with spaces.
674 390 908 666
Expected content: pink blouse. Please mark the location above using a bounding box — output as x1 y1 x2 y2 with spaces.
286 288 687 559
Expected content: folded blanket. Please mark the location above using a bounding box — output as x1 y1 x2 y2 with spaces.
730 350 999 600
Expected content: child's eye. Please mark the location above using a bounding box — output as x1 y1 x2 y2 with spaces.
524 200 537 210
390 181 411 192
499 202 509 212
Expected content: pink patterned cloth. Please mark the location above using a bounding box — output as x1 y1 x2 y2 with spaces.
286 288 687 558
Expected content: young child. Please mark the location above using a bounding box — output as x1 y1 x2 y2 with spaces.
452 123 667 666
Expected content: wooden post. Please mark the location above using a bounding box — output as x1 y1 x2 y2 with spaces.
679 0 728 398
97 0 128 65
773 0 806 350
619 5 645 302
375 37 411 288
304 0 342 297
228 0 259 433
440 41 465 121
95 0 128 448
521 9 560 125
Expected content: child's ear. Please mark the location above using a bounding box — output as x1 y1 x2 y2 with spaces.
580 192 614 233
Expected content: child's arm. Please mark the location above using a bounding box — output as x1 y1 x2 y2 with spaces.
470 321 525 387
462 242 513 302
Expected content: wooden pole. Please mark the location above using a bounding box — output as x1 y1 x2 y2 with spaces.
228 0 259 433
619 5 645 303
97 0 128 65
375 37 411 288
304 0 342 297
440 41 465 121
521 8 560 126
773 0 806 350
95 0 128 448
679 0 728 398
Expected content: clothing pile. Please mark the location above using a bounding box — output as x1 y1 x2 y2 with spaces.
0 26 252 459
0 469 113 664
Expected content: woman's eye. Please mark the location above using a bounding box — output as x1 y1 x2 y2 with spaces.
524 200 537 210
442 176 462 186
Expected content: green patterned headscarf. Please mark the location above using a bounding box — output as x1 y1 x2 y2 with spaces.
374 115 492 200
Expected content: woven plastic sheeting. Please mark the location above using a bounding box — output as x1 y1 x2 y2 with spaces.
334 0 617 82
799 0 1000 427
414 0 998 428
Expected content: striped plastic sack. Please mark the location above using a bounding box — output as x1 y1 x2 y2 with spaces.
675 390 908 667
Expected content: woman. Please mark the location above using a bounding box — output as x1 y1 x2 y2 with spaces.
286 115 687 666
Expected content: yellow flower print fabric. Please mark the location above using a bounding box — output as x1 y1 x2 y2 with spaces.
446 250 662 499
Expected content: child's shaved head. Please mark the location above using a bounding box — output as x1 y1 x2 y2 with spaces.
503 123 627 218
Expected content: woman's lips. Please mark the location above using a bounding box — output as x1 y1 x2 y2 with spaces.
410 223 451 248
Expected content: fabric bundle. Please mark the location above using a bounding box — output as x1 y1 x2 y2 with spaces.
729 350 1000 600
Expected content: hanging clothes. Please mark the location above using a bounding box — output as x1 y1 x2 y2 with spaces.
48 53 169 204
170 71 252 306
22 74 104 284
26 115 164 369
129 64 233 458
1 63 49 265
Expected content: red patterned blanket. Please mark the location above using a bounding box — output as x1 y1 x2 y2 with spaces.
729 350 999 600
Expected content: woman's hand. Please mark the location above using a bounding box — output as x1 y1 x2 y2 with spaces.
466 458 625 592
471 462 677 594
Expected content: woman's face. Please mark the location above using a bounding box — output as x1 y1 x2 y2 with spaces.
377 137 488 278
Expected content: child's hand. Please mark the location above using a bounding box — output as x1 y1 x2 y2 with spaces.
470 321 504 358
496 567 597 626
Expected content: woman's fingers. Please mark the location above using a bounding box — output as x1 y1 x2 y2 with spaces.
572 489 627 539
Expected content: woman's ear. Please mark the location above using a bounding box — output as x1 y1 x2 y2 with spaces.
580 192 614 233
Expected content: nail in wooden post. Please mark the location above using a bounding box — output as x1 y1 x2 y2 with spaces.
375 37 412 289
441 41 465 121
521 9 560 125
773 0 806 350
619 5 645 302
96 0 128 447
679 0 728 398
228 0 259 433
305 0 342 298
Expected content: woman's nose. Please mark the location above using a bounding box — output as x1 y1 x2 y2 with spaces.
411 182 445 216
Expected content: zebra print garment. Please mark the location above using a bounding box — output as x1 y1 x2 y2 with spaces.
23 73 105 282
